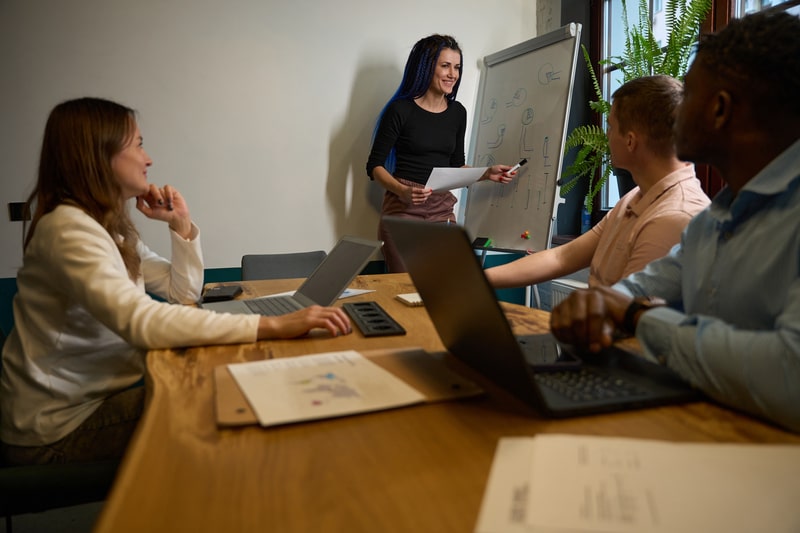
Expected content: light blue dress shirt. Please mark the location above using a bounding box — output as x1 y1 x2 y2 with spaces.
614 139 800 433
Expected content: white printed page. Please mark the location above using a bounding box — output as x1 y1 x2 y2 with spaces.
477 434 800 533
228 350 425 427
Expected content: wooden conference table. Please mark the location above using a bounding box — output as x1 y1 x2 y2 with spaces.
94 273 800 533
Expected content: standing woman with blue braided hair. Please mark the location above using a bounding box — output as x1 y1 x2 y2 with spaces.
366 34 515 272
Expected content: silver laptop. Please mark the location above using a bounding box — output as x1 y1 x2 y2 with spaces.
202 236 380 316
383 217 701 418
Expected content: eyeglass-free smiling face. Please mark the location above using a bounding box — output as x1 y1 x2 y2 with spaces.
112 122 153 200
428 48 461 98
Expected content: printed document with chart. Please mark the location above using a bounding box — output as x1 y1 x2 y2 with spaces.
227 350 425 426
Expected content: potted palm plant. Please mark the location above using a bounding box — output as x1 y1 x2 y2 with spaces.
560 0 712 213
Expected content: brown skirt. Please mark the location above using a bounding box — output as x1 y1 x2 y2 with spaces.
378 178 457 273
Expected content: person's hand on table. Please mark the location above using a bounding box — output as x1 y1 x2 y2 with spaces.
257 306 352 339
549 286 633 353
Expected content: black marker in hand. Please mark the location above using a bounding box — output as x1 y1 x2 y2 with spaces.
507 158 527 175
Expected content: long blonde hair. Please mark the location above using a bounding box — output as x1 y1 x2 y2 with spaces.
25 97 142 279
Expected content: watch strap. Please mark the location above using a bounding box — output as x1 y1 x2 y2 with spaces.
622 297 664 334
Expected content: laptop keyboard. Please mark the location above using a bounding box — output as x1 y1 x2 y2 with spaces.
534 367 648 403
244 296 303 316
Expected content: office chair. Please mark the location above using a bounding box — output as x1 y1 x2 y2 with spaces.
241 250 327 281
0 326 120 532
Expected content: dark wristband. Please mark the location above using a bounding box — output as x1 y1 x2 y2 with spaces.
622 297 665 334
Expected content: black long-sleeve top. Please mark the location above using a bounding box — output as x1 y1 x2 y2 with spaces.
366 98 467 185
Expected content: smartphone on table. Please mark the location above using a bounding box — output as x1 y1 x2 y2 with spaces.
201 284 243 303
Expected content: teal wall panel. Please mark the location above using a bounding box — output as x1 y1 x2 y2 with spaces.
203 267 242 284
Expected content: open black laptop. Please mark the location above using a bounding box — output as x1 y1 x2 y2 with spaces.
201 236 380 316
383 217 701 417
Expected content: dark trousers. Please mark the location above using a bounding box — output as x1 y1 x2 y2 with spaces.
1 385 145 466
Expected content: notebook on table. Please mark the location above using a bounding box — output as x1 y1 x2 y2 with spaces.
382 216 701 418
201 235 380 316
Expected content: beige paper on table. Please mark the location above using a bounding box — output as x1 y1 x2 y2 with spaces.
426 167 488 192
476 434 800 533
227 350 426 427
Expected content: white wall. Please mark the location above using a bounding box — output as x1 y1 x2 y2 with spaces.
0 0 539 277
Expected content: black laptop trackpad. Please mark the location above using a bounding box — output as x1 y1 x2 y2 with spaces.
518 334 582 370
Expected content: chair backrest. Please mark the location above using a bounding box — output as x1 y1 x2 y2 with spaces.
241 250 327 281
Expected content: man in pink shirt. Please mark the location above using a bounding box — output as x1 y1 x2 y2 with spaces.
485 75 709 290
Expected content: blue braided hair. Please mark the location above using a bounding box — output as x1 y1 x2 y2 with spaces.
372 34 463 173
394 34 463 102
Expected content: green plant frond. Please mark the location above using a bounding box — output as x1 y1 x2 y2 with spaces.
585 165 613 212
572 144 595 164
636 0 654 43
623 33 661 78
664 0 680 36
581 45 606 107
661 0 712 78
569 146 605 173
616 0 663 79
563 125 608 152
561 152 605 196
559 179 580 197
588 99 610 115
560 126 610 198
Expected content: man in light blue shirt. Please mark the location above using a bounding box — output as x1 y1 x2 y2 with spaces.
549 11 800 433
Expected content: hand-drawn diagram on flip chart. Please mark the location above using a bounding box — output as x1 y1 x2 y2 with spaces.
464 23 581 252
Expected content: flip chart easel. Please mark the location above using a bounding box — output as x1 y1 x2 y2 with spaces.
464 23 582 253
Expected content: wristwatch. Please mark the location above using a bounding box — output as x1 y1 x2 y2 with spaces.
622 296 665 334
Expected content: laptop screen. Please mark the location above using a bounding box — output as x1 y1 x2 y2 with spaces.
383 217 544 403
294 236 380 306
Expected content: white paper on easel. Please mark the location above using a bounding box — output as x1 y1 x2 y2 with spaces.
426 167 488 192
476 434 800 533
227 350 425 427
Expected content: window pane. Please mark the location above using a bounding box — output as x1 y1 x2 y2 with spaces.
600 0 691 209
736 0 798 17
601 0 641 209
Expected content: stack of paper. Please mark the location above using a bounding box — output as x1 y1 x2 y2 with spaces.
395 292 424 307
476 434 800 533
